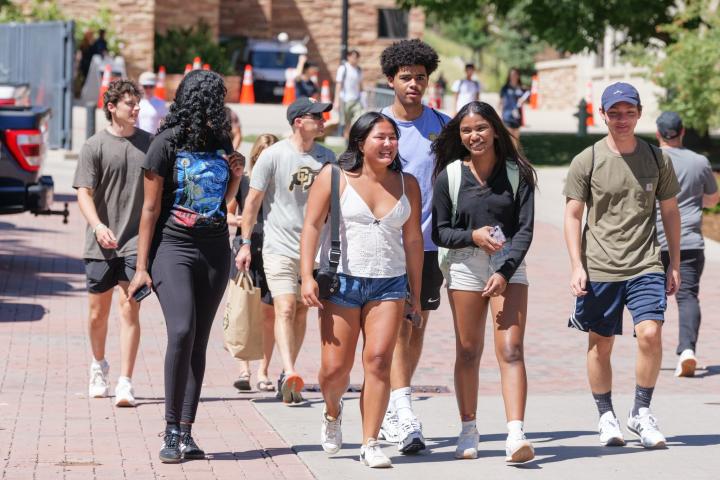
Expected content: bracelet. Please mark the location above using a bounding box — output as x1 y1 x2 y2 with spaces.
93 223 107 234
240 238 252 245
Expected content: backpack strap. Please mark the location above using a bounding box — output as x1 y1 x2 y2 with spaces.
431 107 447 127
643 139 662 172
446 160 462 227
327 165 341 273
505 160 519 199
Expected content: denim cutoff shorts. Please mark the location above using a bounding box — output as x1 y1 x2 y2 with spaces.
326 273 408 308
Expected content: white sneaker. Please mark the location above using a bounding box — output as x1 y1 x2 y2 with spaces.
454 425 479 459
88 361 109 398
114 379 136 407
320 400 343 454
627 408 667 449
397 415 425 454
379 409 401 443
505 431 535 463
598 411 625 446
675 349 697 377
360 439 392 468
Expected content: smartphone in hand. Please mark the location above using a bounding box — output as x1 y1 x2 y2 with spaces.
132 284 152 303
490 225 506 244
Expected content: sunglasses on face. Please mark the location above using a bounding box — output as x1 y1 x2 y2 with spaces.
302 112 324 120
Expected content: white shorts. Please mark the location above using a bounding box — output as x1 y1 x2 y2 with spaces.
446 243 529 291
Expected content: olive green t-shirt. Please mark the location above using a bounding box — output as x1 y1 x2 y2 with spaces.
563 138 680 282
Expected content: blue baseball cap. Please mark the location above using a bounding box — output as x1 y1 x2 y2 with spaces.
601 82 641 111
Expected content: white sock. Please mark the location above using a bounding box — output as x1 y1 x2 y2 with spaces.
92 358 107 369
507 420 524 438
461 420 476 433
117 376 131 384
392 387 413 422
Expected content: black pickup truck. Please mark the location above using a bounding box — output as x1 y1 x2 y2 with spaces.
0 83 68 222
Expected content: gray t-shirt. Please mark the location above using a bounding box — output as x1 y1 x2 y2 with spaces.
249 138 335 259
73 129 152 259
656 146 717 251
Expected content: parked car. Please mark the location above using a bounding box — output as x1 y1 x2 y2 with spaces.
240 37 307 103
0 83 68 222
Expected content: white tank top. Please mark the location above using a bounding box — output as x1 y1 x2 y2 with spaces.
319 170 411 278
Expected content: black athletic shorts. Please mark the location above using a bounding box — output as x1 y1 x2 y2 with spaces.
84 256 136 294
420 250 443 311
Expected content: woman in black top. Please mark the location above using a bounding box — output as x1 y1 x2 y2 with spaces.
431 101 536 463
128 70 244 464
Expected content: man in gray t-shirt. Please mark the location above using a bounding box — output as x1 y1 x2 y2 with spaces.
73 80 151 407
655 111 719 377
236 97 334 404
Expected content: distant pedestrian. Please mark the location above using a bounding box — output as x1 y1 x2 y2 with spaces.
295 55 320 100
451 64 481 115
128 70 245 463
334 49 363 138
226 134 279 392
90 29 109 58
431 101 537 463
137 71 168 134
564 82 680 449
235 97 335 405
654 111 719 377
300 112 423 468
499 68 528 140
73 79 151 408
227 107 243 150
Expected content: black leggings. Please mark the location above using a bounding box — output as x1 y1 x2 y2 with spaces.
152 232 230 424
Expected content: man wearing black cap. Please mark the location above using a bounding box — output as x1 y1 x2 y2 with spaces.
563 82 681 449
655 111 718 378
236 97 335 404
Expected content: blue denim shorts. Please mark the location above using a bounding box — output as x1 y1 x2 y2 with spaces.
326 273 408 308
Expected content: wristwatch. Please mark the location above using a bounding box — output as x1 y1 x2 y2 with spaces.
240 238 252 245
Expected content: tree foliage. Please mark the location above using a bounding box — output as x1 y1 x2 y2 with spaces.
154 21 232 75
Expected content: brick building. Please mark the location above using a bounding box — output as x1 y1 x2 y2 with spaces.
13 0 424 88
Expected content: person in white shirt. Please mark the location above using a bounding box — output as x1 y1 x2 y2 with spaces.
334 49 363 138
137 71 168 134
451 64 482 115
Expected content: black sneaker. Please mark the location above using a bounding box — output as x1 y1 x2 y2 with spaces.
180 432 205 460
159 430 182 463
275 372 285 401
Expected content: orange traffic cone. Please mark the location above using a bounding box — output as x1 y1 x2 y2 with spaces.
202 64 211 71
193 56 202 70
184 64 192 76
585 81 595 127
154 66 166 100
529 75 539 109
282 68 296 105
240 64 255 104
97 64 112 108
320 80 331 119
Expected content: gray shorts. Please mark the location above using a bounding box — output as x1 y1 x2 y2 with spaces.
446 244 528 291
84 256 136 293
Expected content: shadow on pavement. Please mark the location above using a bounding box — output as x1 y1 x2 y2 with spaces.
208 447 298 460
0 302 46 322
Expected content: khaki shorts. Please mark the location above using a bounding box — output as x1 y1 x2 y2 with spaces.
447 243 529 291
262 252 302 299
342 99 363 127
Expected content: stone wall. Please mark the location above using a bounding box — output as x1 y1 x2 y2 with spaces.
154 0 220 36
537 64 578 110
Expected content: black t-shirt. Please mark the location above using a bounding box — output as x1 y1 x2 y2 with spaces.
431 160 534 280
295 79 319 98
143 128 234 240
234 175 264 249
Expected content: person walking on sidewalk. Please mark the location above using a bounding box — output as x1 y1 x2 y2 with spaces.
300 112 423 468
236 97 335 404
378 39 450 454
128 70 245 463
499 68 527 141
334 49 363 138
563 82 681 449
74 79 151 408
654 111 719 377
137 71 168 134
431 101 536 463
226 134 279 392
451 63 481 115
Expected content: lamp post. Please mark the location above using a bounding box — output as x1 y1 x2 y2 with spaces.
341 0 349 59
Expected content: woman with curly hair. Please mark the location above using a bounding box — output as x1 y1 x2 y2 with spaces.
128 70 244 463
431 101 536 463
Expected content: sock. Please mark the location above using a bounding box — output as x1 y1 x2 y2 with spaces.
180 423 192 435
92 358 107 369
166 422 179 434
117 376 131 384
461 420 476 433
392 387 413 422
507 420 524 439
632 385 654 416
592 391 614 417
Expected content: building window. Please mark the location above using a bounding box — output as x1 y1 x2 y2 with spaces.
378 8 408 39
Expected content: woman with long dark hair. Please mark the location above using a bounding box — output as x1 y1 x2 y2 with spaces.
300 112 423 468
128 70 244 463
499 68 527 140
431 101 536 463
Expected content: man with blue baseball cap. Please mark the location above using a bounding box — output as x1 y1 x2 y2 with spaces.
563 82 681 449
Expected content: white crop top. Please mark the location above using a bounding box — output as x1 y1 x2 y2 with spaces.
318 170 411 278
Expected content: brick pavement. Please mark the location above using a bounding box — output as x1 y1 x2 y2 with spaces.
1 164 719 478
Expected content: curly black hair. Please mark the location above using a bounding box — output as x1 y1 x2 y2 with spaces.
431 101 536 189
380 39 439 78
158 70 230 151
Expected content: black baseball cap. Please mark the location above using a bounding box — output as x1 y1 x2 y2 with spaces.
286 97 332 125
656 111 683 140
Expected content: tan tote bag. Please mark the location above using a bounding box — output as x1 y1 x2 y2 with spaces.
222 270 263 360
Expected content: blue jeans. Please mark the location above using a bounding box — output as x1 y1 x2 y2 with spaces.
326 273 408 308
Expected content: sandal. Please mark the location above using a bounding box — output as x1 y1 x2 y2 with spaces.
233 373 251 391
256 378 276 392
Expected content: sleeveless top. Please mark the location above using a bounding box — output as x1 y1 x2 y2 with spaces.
319 170 411 278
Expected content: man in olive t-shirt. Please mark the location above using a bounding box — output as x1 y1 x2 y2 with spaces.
73 80 152 408
563 82 681 450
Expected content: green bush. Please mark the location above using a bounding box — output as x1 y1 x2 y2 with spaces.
155 21 232 75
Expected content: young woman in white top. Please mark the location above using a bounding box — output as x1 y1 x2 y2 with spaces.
300 112 423 468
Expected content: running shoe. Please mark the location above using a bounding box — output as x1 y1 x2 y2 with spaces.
280 373 304 404
598 411 625 446
454 425 479 459
114 378 136 407
675 349 697 377
180 432 205 460
88 360 109 398
397 416 425 454
320 400 343 454
360 439 392 468
159 430 182 463
505 431 535 463
379 409 401 443
627 408 667 449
